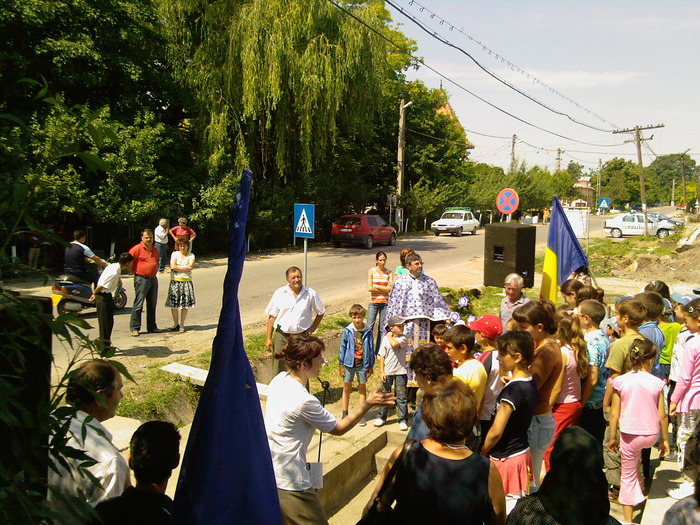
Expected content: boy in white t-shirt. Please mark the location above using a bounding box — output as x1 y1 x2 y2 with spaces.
374 316 409 430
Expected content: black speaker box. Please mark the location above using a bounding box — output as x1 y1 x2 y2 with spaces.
483 223 536 288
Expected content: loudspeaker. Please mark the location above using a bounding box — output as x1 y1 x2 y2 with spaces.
483 223 536 289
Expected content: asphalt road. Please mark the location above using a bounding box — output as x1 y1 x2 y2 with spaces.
11 206 677 375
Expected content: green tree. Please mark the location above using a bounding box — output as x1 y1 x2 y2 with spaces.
600 158 638 207
646 153 697 206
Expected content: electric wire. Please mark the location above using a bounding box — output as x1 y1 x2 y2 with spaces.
386 0 616 132
325 0 623 148
401 0 620 130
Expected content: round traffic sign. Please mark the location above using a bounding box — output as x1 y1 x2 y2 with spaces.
496 188 519 215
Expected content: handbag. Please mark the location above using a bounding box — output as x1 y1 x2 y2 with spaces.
356 439 416 525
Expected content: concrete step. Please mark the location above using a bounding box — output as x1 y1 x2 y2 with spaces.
374 429 407 474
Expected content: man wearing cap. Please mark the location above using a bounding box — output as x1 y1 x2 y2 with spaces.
264 266 326 376
385 253 450 389
467 314 504 440
499 273 532 329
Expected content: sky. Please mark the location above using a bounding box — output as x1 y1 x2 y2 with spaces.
385 0 700 174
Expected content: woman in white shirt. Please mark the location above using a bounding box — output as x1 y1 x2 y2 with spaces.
165 237 195 332
265 334 394 524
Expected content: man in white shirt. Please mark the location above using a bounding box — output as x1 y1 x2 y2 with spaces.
499 273 532 329
264 267 325 376
49 360 130 515
153 218 170 272
90 253 134 353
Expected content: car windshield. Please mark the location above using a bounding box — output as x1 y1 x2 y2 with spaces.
336 217 360 226
441 212 463 219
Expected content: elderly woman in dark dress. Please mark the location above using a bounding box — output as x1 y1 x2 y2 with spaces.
364 378 506 524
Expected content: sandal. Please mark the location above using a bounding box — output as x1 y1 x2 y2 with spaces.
179 326 186 333
168 325 179 332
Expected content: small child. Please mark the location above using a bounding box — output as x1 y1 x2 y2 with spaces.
481 330 538 507
578 299 611 444
339 304 375 426
668 299 700 500
432 323 448 352
467 314 504 440
443 325 487 412
635 291 666 378
608 338 669 523
374 316 409 430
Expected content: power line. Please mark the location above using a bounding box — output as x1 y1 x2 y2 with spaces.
325 0 623 148
399 0 620 131
386 0 616 132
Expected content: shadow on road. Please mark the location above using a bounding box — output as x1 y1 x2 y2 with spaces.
117 345 189 358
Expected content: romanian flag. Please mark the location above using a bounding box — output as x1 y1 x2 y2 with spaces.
540 197 589 303
171 169 282 523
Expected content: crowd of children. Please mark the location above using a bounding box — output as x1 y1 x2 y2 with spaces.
338 250 700 524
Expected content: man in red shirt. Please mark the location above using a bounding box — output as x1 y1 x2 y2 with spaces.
129 229 162 336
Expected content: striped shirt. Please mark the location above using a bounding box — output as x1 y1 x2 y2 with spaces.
370 267 390 303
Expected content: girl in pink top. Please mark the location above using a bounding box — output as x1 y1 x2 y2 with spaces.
668 299 700 500
608 338 670 523
543 313 588 471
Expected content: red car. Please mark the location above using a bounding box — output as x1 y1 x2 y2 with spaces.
331 214 397 249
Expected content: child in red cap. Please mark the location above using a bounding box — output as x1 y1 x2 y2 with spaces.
468 314 504 445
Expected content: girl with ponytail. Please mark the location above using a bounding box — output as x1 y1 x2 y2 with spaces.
543 312 589 471
511 299 562 490
608 338 669 523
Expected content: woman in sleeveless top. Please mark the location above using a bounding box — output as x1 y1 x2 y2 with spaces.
367 251 393 351
364 378 506 524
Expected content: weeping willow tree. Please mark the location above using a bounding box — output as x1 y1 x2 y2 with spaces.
160 0 408 244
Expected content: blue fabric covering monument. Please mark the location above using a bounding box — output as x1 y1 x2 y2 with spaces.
171 169 282 524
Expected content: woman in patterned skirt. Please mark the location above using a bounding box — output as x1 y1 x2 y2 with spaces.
166 236 196 332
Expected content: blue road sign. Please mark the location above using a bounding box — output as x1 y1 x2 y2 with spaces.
293 203 315 239
598 198 610 209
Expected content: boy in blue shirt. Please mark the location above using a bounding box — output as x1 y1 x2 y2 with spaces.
578 299 611 444
339 304 375 425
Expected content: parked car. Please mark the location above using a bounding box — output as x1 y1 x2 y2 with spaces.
430 209 480 236
646 211 684 226
331 214 396 249
603 213 678 239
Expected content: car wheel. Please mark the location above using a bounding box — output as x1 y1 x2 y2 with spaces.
332 241 341 248
364 235 373 249
611 228 622 238
388 233 396 246
114 290 128 309
57 300 68 316
471 227 477 235
657 229 669 239
456 227 463 237
434 231 440 236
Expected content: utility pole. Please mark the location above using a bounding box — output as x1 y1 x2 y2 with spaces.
510 134 517 174
597 159 602 208
555 148 561 173
679 148 690 212
613 124 664 236
396 99 412 232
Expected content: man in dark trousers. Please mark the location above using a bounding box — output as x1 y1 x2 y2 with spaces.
128 229 161 336
90 252 133 353
95 421 181 525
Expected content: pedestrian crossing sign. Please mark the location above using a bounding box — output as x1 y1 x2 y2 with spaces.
598 198 610 209
294 203 315 238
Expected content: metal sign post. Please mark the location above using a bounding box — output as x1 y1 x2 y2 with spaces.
293 204 315 285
